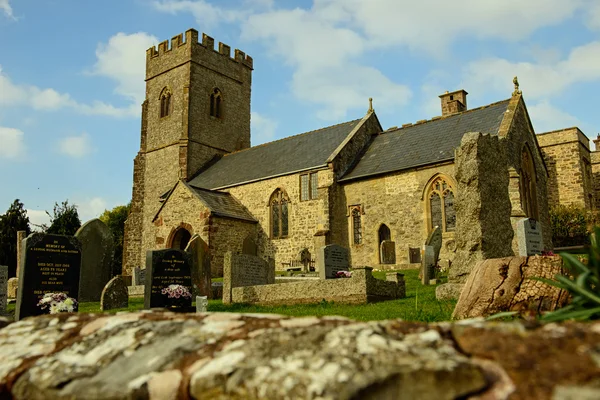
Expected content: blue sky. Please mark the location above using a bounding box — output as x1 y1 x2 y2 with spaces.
1 0 599 228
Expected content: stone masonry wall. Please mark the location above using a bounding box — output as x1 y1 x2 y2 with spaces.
209 216 257 276
537 128 593 210
340 164 457 268
592 151 600 210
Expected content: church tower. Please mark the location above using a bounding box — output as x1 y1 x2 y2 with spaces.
122 29 253 275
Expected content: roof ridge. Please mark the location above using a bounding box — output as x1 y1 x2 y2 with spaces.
382 98 511 135
222 118 362 157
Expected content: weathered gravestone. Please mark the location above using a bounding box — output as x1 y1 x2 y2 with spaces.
0 266 7 315
15 233 82 321
185 235 212 299
132 267 146 286
196 295 208 313
7 278 17 299
421 245 435 285
300 248 311 272
75 219 115 302
317 244 350 280
380 241 396 264
144 249 193 310
517 218 543 256
426 226 443 266
223 252 275 304
100 276 128 311
16 230 26 277
242 236 258 256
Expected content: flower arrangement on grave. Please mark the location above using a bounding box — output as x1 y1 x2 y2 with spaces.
161 284 192 309
335 271 352 278
37 292 78 314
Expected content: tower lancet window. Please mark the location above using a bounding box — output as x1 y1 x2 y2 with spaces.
159 87 172 118
210 88 223 118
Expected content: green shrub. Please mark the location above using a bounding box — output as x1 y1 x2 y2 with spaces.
549 205 592 247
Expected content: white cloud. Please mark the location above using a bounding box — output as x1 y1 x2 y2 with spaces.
77 197 108 222
528 100 582 134
0 126 25 159
585 1 600 30
26 210 51 230
58 133 93 158
251 112 277 145
89 32 158 105
0 0 14 20
153 0 245 29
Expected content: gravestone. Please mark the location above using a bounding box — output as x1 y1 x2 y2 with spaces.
133 267 146 286
317 244 350 280
409 247 421 264
15 233 82 321
0 266 7 315
300 248 311 272
242 236 257 256
223 252 274 304
16 230 26 277
75 219 115 302
425 226 443 267
7 278 17 299
196 295 208 313
144 248 193 310
421 245 435 285
517 218 543 256
185 235 212 299
380 241 396 264
100 276 129 311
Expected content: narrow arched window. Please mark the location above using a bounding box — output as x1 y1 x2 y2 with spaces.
350 206 362 245
270 189 289 238
159 87 172 118
520 146 538 219
210 88 223 118
427 176 456 233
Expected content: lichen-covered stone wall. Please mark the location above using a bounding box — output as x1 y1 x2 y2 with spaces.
0 313 599 399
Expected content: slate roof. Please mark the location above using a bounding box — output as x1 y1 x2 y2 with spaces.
188 119 362 189
188 186 257 222
339 100 511 182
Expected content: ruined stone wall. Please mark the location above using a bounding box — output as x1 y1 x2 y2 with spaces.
537 128 593 209
225 169 333 271
209 216 257 277
340 164 457 268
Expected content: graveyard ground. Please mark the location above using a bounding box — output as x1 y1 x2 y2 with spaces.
5 269 456 322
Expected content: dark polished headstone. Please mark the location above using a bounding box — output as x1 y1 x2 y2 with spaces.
144 249 193 310
16 233 82 321
76 219 115 302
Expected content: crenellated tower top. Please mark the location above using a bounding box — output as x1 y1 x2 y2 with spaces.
145 29 253 80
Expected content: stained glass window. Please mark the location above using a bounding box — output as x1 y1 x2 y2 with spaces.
430 192 442 230
310 173 318 199
270 189 289 238
300 173 319 201
428 176 456 233
281 201 289 237
300 174 309 201
444 191 456 231
352 208 362 244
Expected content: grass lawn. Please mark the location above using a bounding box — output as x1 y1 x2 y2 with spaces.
5 269 456 322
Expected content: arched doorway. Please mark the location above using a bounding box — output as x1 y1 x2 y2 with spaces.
378 224 391 263
170 227 192 250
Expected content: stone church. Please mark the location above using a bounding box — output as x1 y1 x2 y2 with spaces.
122 29 600 277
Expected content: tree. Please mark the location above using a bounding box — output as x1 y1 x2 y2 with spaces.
44 200 81 236
0 199 31 278
99 203 131 277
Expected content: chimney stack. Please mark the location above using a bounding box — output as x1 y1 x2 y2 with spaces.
439 90 468 117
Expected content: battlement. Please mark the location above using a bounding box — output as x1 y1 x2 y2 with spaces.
145 29 253 70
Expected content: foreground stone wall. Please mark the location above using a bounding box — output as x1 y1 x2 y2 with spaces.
231 268 404 305
0 313 599 399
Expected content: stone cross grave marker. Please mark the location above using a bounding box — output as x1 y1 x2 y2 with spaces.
223 252 275 304
425 226 443 267
133 267 146 286
144 248 193 310
15 233 82 321
75 219 115 303
0 266 7 315
380 240 396 264
517 218 543 256
185 234 212 299
317 244 350 280
421 245 435 285
100 276 129 311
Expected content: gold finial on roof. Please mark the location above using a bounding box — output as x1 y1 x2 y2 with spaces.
513 76 521 95
368 97 374 113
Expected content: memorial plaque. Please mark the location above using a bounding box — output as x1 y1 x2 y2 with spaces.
517 218 543 256
15 233 82 321
317 244 350 280
76 219 115 302
0 266 7 315
380 240 396 264
223 252 274 304
144 249 193 309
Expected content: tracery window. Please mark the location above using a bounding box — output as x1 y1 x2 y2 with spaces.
270 189 289 238
520 146 538 219
351 206 362 245
210 88 223 118
159 87 172 118
427 176 456 232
